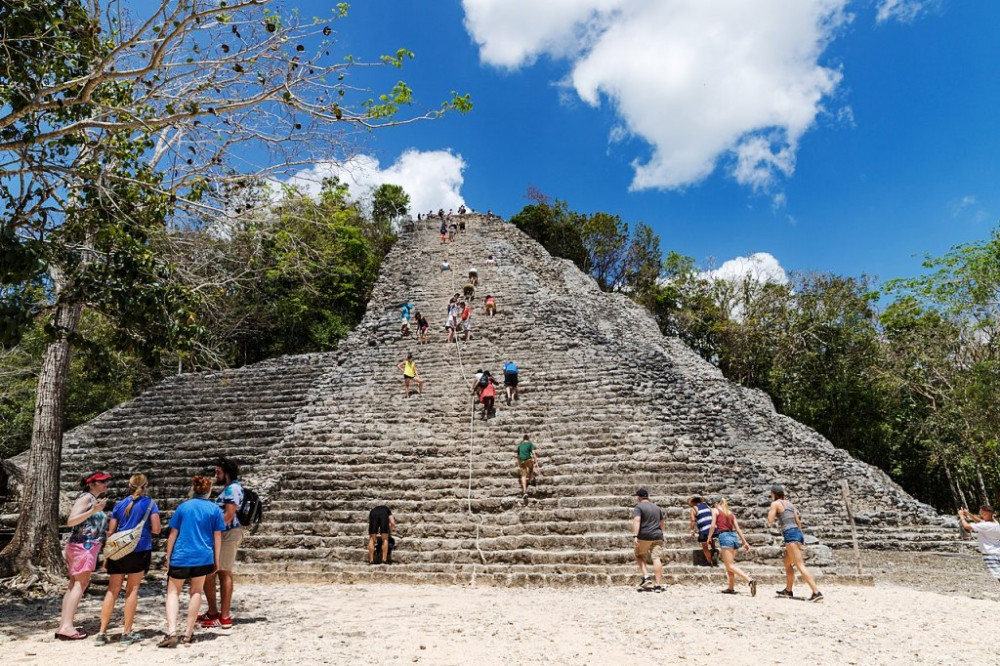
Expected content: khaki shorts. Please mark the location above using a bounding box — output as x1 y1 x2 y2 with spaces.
518 459 534 478
634 539 665 562
219 527 245 571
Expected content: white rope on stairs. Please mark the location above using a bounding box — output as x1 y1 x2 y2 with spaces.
443 236 488 575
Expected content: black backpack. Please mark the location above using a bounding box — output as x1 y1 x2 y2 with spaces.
236 485 264 533
477 373 489 388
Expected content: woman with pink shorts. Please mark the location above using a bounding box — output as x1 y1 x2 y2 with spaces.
56 471 111 640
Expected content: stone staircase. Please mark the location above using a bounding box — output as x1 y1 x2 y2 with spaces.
51 213 960 587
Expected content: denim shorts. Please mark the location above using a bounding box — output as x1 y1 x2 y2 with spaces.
718 531 740 550
782 527 805 544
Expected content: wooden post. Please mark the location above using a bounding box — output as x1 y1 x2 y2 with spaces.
839 479 862 576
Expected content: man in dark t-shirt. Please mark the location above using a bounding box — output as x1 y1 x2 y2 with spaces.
632 488 666 591
367 505 396 564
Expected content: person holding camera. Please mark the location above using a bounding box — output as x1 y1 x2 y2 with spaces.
55 472 111 640
958 505 1000 582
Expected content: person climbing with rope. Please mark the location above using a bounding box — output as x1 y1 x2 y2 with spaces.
473 370 498 420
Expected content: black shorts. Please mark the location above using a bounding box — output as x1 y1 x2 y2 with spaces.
106 549 152 575
168 563 215 580
504 372 518 387
368 508 391 536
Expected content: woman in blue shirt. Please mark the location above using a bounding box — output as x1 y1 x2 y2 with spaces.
95 473 161 646
159 475 225 647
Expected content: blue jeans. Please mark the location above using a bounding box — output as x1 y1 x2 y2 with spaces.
782 527 805 544
718 531 740 550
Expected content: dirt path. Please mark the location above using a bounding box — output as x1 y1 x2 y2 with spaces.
1 552 995 665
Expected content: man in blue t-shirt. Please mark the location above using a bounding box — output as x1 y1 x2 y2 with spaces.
503 361 519 405
200 457 245 629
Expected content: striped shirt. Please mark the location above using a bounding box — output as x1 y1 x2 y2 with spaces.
694 503 713 535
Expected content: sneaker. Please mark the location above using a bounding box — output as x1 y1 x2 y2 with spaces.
749 579 757 597
94 633 109 646
775 588 794 598
199 616 222 629
119 632 142 647
652 585 664 593
218 616 232 629
638 576 654 590
720 588 738 595
808 592 824 603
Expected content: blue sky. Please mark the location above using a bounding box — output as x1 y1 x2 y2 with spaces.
287 0 999 284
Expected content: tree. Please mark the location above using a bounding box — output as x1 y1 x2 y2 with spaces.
509 200 588 270
371 183 410 227
0 0 469 586
581 212 627 290
881 229 1000 508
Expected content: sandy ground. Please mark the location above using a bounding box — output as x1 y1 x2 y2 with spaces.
1 552 996 665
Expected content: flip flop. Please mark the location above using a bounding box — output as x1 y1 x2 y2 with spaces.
54 631 88 641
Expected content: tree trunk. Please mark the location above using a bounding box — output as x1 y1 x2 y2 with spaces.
975 465 990 508
943 462 964 511
0 299 83 587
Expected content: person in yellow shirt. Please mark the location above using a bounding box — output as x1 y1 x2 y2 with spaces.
396 353 424 397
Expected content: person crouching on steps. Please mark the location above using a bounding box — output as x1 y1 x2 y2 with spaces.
632 488 665 592
768 485 822 602
396 353 424 397
367 505 396 564
707 498 756 596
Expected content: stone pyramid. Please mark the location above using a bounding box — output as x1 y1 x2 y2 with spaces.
54 214 953 586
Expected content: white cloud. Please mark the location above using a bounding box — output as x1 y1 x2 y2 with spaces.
282 149 467 217
703 252 789 286
875 0 926 23
461 0 627 68
462 0 849 192
951 194 988 223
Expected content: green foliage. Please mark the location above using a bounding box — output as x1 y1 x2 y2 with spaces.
175 179 396 367
1 312 154 460
371 183 410 228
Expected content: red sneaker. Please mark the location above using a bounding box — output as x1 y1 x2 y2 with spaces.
196 612 219 623
219 616 232 629
199 615 222 628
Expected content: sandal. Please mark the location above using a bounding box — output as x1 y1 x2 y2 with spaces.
54 631 88 641
157 633 179 648
749 578 757 597
182 635 193 646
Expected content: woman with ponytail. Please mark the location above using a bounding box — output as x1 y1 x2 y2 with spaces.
94 474 161 646
706 498 757 596
159 475 225 648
